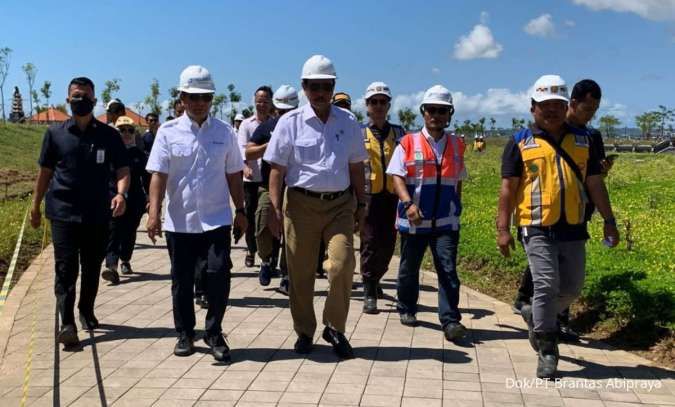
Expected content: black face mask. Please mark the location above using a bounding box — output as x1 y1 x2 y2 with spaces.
70 96 95 116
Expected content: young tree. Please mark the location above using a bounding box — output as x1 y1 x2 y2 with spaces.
489 117 496 134
478 117 486 136
598 115 621 138
144 79 162 115
0 47 11 121
653 105 674 138
22 62 37 118
211 94 228 119
101 78 121 105
397 107 417 131
54 103 68 114
227 84 242 123
40 80 52 110
635 112 659 138
31 90 41 116
353 110 365 123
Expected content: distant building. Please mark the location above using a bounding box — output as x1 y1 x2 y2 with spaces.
96 108 148 127
9 87 25 123
29 107 71 124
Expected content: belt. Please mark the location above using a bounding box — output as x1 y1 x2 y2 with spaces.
291 187 349 201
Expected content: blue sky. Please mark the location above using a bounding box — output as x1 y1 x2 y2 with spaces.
1 0 673 127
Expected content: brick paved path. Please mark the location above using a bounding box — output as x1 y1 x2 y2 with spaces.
0 225 673 406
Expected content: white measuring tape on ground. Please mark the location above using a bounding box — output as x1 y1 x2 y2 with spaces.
0 206 29 314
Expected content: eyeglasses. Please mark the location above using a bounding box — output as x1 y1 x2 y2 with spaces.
306 82 335 93
367 98 389 106
187 93 214 102
425 106 450 115
119 127 135 134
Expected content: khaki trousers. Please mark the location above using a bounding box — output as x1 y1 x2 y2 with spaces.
284 188 355 336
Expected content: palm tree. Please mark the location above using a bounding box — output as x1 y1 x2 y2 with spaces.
397 108 417 131
598 115 621 138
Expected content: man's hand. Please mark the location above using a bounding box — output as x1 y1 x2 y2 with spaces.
243 164 253 179
233 211 248 241
603 222 620 248
30 206 41 229
268 208 283 240
111 194 126 217
406 204 423 226
497 229 515 257
147 215 162 244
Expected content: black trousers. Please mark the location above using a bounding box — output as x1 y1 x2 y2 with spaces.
517 265 571 324
105 207 144 268
360 192 398 282
243 182 260 255
166 226 232 337
51 220 108 326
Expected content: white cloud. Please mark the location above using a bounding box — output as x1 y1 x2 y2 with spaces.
480 11 490 24
454 23 503 60
431 67 441 74
564 19 577 27
599 98 628 119
571 0 675 22
524 14 556 37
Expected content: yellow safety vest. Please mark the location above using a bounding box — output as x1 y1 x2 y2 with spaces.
515 129 590 226
363 125 401 194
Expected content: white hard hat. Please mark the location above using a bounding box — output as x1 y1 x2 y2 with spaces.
234 113 245 121
273 85 299 110
301 55 337 80
106 98 124 111
531 74 569 103
178 65 215 94
365 81 391 100
421 85 453 106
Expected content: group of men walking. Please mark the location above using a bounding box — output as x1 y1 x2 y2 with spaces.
30 54 619 378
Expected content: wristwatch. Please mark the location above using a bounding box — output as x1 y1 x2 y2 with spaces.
402 200 414 211
235 207 246 215
604 217 617 226
357 201 366 209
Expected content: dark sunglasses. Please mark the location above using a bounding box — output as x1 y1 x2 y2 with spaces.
307 82 335 92
187 93 214 102
119 127 135 134
425 106 450 115
367 98 389 106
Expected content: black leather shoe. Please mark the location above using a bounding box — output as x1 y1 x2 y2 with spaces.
57 324 80 346
245 253 255 268
376 284 384 299
120 262 133 275
204 334 231 363
559 323 580 343
399 313 418 327
101 268 120 285
294 334 313 354
259 263 272 286
443 322 467 342
198 295 209 309
512 297 529 314
362 280 378 314
79 313 99 330
278 277 289 296
322 327 354 359
174 334 194 357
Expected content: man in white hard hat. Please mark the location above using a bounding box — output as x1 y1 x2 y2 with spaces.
238 86 274 269
233 113 245 131
386 85 468 342
245 84 299 293
360 81 405 314
496 74 619 379
264 55 367 359
146 65 247 362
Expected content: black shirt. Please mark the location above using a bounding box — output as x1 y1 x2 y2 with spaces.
38 118 130 224
142 131 155 156
250 117 280 189
501 124 602 241
125 145 150 213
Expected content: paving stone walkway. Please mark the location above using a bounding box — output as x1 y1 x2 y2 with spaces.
0 224 673 406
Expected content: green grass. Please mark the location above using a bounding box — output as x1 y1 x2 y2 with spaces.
0 123 49 288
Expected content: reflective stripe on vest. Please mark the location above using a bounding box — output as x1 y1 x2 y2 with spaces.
515 129 590 226
363 126 399 194
397 131 465 234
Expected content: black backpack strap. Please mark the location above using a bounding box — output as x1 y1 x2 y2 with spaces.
533 133 585 183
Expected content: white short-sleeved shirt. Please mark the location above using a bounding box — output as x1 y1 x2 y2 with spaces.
146 114 244 233
237 115 266 183
263 104 368 192
386 127 467 180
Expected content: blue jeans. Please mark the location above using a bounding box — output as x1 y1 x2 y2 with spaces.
397 230 461 327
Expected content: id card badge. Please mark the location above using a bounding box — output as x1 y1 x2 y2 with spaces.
96 149 105 164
